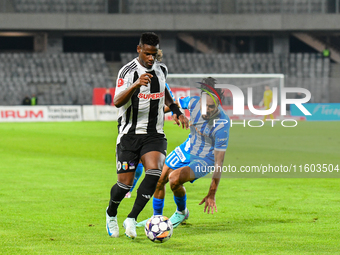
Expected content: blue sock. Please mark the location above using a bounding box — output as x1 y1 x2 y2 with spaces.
153 197 164 215
130 163 143 192
174 194 187 212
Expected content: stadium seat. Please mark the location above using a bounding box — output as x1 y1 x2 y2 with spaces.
13 0 107 13
0 53 113 105
235 0 326 14
119 52 331 104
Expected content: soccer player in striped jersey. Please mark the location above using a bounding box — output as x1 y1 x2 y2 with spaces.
138 77 230 228
124 49 175 199
106 32 188 239
124 82 177 199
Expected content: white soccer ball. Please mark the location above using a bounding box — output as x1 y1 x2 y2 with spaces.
144 215 173 243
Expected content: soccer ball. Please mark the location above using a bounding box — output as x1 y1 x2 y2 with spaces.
144 215 173 243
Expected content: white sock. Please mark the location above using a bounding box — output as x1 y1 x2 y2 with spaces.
176 208 188 215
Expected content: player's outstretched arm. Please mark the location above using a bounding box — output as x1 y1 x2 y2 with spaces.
164 88 189 129
114 73 152 107
199 150 225 214
172 113 189 129
164 100 179 113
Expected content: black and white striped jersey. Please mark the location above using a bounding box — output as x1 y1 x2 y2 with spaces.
115 57 168 143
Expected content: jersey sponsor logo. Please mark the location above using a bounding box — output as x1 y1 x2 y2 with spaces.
122 161 128 170
175 147 186 162
193 125 210 138
138 91 165 100
117 161 122 171
194 159 209 168
129 161 136 170
117 78 124 87
203 127 210 135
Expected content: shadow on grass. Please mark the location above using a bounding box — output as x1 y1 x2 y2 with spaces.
174 217 301 236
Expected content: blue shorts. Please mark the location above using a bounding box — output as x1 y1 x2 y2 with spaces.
165 145 190 170
189 155 214 181
165 145 214 182
165 137 215 182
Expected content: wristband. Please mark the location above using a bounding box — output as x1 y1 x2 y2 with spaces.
169 103 183 117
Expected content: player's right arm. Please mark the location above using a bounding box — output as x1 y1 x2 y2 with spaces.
114 73 153 108
199 149 225 214
199 116 229 214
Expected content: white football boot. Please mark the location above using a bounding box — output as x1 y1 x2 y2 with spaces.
106 208 119 238
123 217 137 239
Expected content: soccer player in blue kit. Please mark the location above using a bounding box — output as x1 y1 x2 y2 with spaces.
138 77 230 228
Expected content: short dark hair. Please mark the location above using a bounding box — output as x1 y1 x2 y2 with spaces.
200 77 224 103
139 32 159 47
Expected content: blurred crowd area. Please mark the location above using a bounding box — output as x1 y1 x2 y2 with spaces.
0 0 339 105
1 0 340 14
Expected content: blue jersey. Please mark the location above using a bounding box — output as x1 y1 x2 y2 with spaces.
189 96 230 162
165 96 230 176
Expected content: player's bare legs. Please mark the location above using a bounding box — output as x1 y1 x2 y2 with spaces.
117 171 135 187
167 166 195 227
168 166 195 197
141 151 165 171
137 166 193 228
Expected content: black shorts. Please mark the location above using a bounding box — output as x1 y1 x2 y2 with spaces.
116 133 167 174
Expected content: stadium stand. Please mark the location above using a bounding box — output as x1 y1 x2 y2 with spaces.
127 0 219 14
10 0 220 14
3 0 336 14
13 0 106 13
121 52 330 103
236 0 328 14
0 53 113 105
0 51 331 105
0 1 336 105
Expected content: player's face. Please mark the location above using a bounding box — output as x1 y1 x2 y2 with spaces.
201 95 219 120
137 44 158 69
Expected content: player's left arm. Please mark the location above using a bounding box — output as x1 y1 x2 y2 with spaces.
164 83 176 113
199 150 225 214
164 100 179 113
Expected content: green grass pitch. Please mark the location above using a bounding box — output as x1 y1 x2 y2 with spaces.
0 121 339 254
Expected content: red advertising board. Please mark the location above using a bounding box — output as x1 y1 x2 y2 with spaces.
93 87 302 121
92 88 116 105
